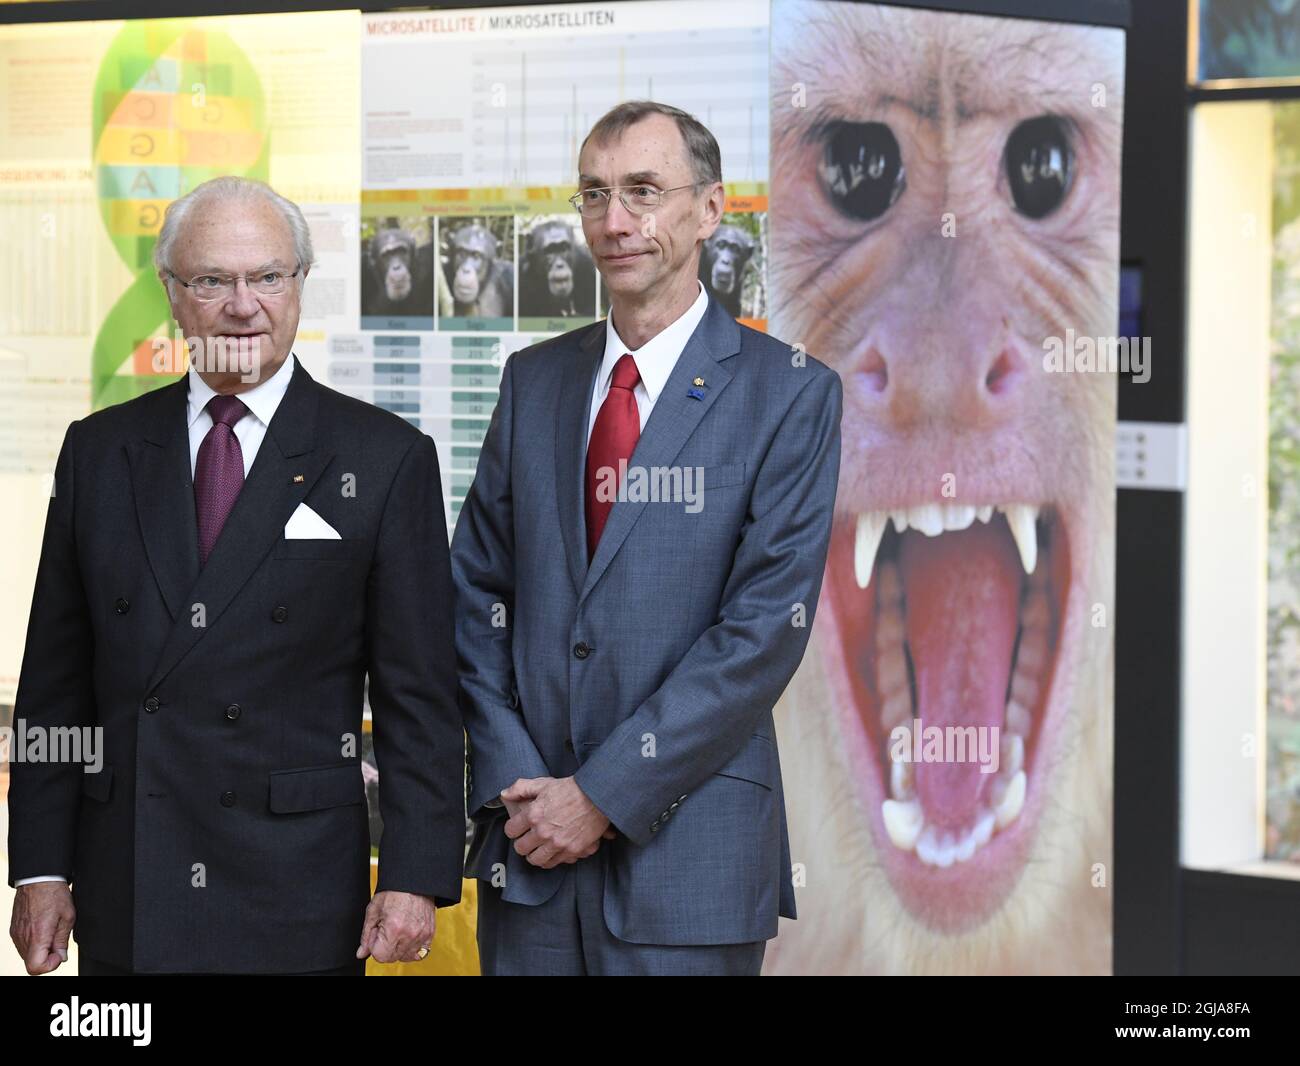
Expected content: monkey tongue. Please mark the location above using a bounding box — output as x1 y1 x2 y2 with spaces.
897 521 1022 830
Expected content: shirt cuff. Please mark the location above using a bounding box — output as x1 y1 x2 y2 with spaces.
14 876 68 886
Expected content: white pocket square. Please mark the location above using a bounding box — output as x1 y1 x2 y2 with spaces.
284 502 341 540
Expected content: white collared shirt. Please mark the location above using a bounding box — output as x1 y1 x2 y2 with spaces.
13 352 297 890
186 351 296 477
585 280 709 447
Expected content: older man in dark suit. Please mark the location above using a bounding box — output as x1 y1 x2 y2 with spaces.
7 176 464 975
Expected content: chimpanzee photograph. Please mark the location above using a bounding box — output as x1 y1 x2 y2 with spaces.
698 214 765 319
360 216 434 326
518 215 596 321
439 217 514 325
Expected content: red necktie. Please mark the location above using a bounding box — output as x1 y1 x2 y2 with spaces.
585 353 641 559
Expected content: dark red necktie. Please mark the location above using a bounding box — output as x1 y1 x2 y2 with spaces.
585 353 641 559
194 394 249 567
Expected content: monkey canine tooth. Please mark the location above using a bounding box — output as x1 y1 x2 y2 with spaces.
854 511 888 588
1000 503 1039 574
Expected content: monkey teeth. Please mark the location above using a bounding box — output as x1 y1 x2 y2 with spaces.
854 503 1040 589
875 557 1049 866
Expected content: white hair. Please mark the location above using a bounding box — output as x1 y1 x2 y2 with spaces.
153 176 314 280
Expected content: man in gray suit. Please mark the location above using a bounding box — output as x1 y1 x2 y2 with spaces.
452 101 841 975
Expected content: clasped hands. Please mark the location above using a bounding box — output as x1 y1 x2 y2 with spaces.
501 776 617 869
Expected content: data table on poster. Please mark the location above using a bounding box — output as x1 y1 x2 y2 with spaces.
326 333 553 524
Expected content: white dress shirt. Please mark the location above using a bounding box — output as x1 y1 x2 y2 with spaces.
585 280 709 446
14 354 297 888
186 350 296 477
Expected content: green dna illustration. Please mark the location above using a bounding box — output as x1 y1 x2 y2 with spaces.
91 20 268 409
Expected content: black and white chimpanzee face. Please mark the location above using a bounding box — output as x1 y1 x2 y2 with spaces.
529 222 576 300
705 225 755 296
370 228 415 303
766 0 1123 975
450 224 499 305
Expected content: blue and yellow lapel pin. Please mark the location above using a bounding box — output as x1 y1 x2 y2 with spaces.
687 376 707 401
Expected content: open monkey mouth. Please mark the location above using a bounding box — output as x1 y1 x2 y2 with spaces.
823 500 1071 934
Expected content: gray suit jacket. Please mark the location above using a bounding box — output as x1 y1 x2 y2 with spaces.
451 294 841 945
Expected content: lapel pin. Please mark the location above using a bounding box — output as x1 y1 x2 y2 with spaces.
292 474 304 483
693 377 705 387
687 387 706 401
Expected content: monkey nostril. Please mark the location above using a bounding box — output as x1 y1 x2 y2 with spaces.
856 347 889 393
985 349 1021 395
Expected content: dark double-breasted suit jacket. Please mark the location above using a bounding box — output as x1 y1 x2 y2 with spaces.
7 355 465 973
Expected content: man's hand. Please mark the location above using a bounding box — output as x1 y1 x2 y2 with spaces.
10 882 75 976
356 890 437 964
502 789 616 843
502 776 615 868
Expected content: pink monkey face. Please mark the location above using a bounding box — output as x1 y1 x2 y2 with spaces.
771 2 1122 939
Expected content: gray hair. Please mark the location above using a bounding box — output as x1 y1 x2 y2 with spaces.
581 100 722 187
153 176 314 280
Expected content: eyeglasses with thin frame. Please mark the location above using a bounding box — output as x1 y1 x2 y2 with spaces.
568 183 705 218
168 263 303 301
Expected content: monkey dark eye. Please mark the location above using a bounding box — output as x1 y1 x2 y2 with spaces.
817 121 904 222
1005 116 1074 219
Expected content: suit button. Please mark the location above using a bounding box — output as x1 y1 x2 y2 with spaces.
573 642 589 659
143 696 160 713
564 738 575 753
650 821 660 833
271 605 289 623
115 598 130 615
220 791 236 808
677 794 687 802
509 688 520 708
669 801 680 812
225 703 241 721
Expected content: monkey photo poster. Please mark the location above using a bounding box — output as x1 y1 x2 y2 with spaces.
355 0 770 529
764 0 1123 974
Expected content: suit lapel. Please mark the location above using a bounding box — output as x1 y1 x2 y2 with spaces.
555 322 604 599
128 376 199 623
145 358 336 692
579 297 741 604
